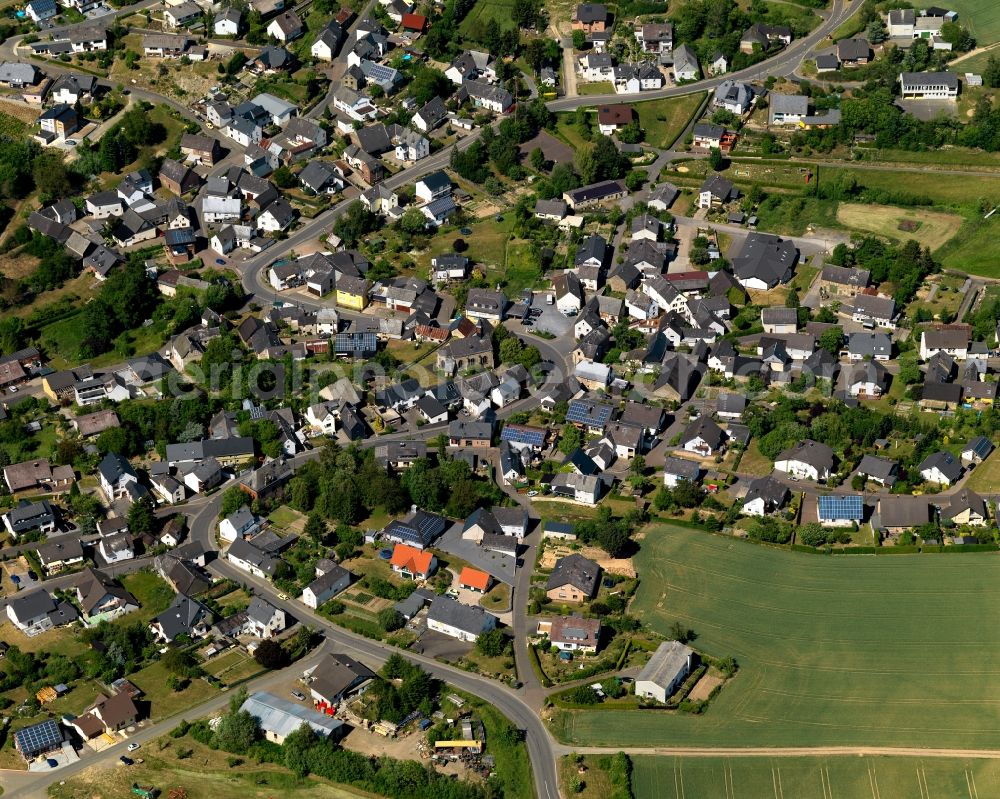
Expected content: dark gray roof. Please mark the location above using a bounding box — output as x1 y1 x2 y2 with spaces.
427 595 495 634
546 553 600 595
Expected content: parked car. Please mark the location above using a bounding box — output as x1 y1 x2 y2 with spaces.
291 690 306 701
127 743 140 752
119 756 133 766
46 758 59 768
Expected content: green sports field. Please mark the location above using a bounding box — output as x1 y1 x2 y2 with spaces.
632 755 1000 799
553 526 1000 748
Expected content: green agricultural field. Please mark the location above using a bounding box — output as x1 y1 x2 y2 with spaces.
634 93 706 149
553 526 1000 748
458 0 517 39
632 754 1000 799
935 0 1000 46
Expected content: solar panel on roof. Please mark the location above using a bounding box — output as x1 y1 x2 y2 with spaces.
15 719 62 756
500 425 545 446
565 400 613 426
817 494 863 521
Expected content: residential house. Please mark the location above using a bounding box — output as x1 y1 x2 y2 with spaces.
741 475 789 516
943 488 988 527
538 615 602 653
774 439 835 482
769 94 808 125
546 553 600 602
732 233 797 290
918 450 962 486
698 174 737 209
635 641 694 703
267 10 304 42
672 43 699 81
426 596 497 642
301 563 352 609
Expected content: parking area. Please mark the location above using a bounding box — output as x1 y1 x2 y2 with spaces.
26 742 79 772
524 294 573 338
411 628 474 661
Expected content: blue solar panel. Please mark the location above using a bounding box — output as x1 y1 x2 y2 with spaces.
817 495 863 521
14 719 62 757
566 400 613 427
501 425 545 446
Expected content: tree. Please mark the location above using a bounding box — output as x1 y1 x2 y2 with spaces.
273 166 296 188
162 647 197 676
397 207 428 235
499 336 524 364
220 486 247 518
818 326 844 356
572 29 586 49
378 608 404 632
303 512 326 544
32 151 72 201
529 147 546 171
254 639 290 669
333 201 378 247
558 424 583 454
214 708 259 752
798 522 829 547
476 628 508 657
127 495 156 538
708 147 725 171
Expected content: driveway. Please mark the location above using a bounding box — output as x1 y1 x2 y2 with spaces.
412 628 473 661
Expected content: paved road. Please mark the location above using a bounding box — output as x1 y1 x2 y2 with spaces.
547 0 858 111
184 455 564 799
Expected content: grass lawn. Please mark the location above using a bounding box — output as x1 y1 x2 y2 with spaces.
417 215 515 273
577 81 614 96
47 733 379 799
553 114 592 152
787 263 819 295
130 660 219 721
632 754 1000 799
936 215 1000 276
0 620 88 658
820 164 1000 208
215 588 252 612
553 525 1000 748
735 438 773 476
836 203 964 251
492 239 542 293
458 0 517 38
560 754 618 798
121 571 175 620
905 272 967 321
965 449 1000 492
633 93 706 149
480 581 511 611
268 505 304 529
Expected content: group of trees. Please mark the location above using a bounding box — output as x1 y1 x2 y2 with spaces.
574 505 645 557
77 258 161 359
76 105 166 176
451 98 554 184
80 619 156 683
667 0 814 70
285 441 501 530
365 654 438 724
827 236 937 306
0 646 80 697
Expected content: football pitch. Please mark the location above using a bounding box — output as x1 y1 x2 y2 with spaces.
552 526 1000 748
632 755 1000 799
